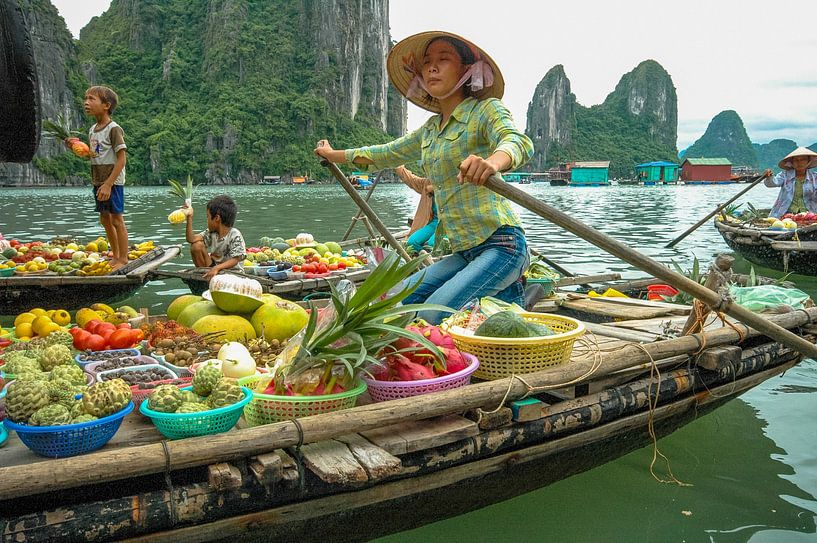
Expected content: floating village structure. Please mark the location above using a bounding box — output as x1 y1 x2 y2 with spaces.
634 161 679 184
680 158 733 184
569 161 610 186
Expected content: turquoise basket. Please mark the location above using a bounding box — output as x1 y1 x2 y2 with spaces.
139 386 253 440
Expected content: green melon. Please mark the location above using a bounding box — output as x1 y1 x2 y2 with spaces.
314 243 329 256
210 291 264 314
271 242 290 253
167 295 204 321
2 247 17 258
250 299 309 342
176 301 226 328
474 311 553 338
191 314 256 342
325 242 342 254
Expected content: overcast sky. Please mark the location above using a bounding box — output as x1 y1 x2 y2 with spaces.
53 0 817 149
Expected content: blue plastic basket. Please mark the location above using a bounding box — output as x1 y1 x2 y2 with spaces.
3 401 134 458
139 386 252 440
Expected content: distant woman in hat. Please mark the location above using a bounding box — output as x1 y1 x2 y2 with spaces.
315 31 534 324
765 147 817 218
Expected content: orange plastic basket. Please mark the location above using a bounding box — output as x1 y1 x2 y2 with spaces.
445 312 585 380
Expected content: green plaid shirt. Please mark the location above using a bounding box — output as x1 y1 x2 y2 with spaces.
345 97 533 252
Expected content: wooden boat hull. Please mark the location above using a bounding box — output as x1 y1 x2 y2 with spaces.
0 246 181 314
714 220 817 276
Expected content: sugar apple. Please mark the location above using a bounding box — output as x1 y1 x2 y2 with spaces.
40 344 74 371
45 329 74 348
179 390 202 404
47 378 78 403
176 402 209 413
147 385 184 413
3 354 40 374
69 400 86 417
206 379 244 408
192 364 222 397
29 404 72 426
71 414 98 424
81 379 132 418
15 370 49 382
50 363 86 386
5 380 51 423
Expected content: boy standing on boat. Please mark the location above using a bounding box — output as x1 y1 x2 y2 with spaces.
316 31 533 324
83 86 129 270
765 147 817 218
184 195 246 280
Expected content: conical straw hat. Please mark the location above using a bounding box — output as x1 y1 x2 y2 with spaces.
778 146 817 169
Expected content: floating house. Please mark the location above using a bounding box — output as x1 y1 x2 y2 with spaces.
634 161 679 185
680 158 733 184
570 161 610 186
503 172 548 184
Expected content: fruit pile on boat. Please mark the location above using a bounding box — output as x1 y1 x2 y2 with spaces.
243 233 366 278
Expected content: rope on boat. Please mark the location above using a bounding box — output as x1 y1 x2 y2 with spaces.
632 343 692 488
290 418 307 495
161 440 179 525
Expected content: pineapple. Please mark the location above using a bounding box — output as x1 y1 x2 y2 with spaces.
167 175 194 224
42 115 92 159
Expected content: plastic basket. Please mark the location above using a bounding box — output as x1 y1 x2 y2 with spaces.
3 401 134 458
75 348 142 369
446 312 585 380
363 353 480 402
152 353 199 378
238 376 366 426
647 284 679 301
526 277 555 296
139 386 253 439
0 268 16 277
84 355 159 379
96 363 177 384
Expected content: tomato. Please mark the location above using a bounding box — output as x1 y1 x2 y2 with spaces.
96 322 116 335
68 327 82 336
337 261 346 270
129 328 145 343
99 328 115 344
292 265 300 272
116 323 132 330
85 334 106 351
108 329 135 350
317 263 328 274
85 319 104 333
73 329 92 350
328 263 339 271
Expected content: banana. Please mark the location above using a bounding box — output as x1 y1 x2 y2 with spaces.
91 303 115 315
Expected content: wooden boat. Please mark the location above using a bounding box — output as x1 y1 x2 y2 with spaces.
2 290 814 541
714 219 817 276
0 246 181 314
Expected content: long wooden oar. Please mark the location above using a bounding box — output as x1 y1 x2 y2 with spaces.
664 173 769 248
341 171 382 241
322 161 415 263
484 174 817 359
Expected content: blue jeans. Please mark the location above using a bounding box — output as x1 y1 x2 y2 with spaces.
404 226 529 324
407 219 438 252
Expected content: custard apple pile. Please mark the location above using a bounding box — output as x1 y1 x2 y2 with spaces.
146 368 244 415
40 344 74 371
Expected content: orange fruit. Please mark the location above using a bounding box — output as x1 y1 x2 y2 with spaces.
52 309 71 326
15 322 33 338
14 312 36 327
31 316 54 336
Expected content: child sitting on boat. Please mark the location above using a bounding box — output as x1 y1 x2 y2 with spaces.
184 195 246 280
315 31 533 324
765 147 817 218
395 166 438 253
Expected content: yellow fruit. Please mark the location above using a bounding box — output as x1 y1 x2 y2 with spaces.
14 312 36 327
168 209 186 224
75 307 99 328
31 316 54 336
91 302 115 315
42 322 61 336
46 309 56 319
25 262 38 271
15 266 25 273
52 309 71 326
66 243 79 250
15 322 33 338
85 242 99 252
29 308 47 317
97 240 109 251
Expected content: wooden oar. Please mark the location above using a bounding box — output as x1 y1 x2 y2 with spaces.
664 173 769 248
322 161 415 263
341 171 383 241
529 247 575 278
483 174 817 360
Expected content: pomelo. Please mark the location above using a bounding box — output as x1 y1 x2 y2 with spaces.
325 242 342 255
260 293 283 305
210 291 264 314
167 294 203 321
192 314 256 342
176 301 226 328
250 299 309 342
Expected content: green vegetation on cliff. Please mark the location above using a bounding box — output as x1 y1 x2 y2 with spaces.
75 0 393 184
683 110 757 168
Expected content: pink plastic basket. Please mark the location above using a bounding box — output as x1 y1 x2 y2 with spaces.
362 353 480 402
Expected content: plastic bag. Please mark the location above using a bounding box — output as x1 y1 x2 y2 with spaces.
728 284 811 312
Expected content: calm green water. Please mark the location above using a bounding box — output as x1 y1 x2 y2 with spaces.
1 183 815 541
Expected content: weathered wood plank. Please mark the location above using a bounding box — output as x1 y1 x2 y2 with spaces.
300 440 368 485
335 434 402 481
554 273 621 287
561 298 674 320
583 322 660 343
248 453 283 486
207 462 242 490
464 407 513 430
361 416 479 455
695 345 742 371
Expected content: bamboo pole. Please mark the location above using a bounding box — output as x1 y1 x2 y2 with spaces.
483 174 817 360
341 172 382 241
664 173 768 248
321 161 414 263
1 307 813 500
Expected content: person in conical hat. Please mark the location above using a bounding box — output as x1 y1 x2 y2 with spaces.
765 147 817 218
315 31 534 324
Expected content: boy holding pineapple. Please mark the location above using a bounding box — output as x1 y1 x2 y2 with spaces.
184 195 246 280
83 86 129 270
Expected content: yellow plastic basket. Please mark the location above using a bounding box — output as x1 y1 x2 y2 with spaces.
446 312 585 380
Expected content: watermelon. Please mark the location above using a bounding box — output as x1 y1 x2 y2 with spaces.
475 311 554 338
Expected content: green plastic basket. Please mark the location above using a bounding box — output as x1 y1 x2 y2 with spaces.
238 375 366 426
526 277 555 296
139 386 253 440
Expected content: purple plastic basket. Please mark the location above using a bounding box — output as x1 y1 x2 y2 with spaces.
84 355 159 379
363 353 480 402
